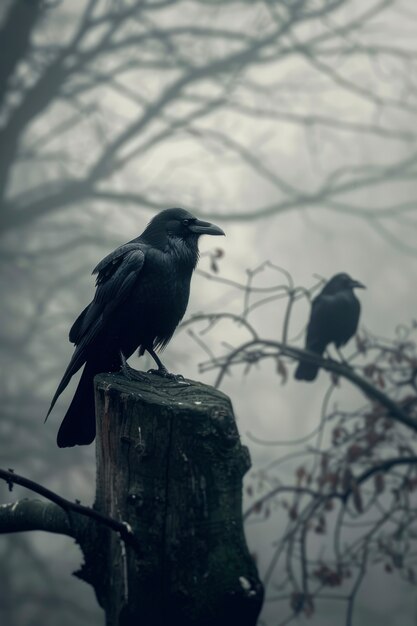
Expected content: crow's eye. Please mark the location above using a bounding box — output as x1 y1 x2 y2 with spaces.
182 219 190 226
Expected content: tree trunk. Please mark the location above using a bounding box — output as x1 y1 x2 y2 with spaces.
77 372 263 626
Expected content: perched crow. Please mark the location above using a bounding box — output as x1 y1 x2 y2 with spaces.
46 208 224 447
294 273 365 381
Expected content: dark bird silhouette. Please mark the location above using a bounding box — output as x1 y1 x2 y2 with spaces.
46 208 224 447
295 273 365 381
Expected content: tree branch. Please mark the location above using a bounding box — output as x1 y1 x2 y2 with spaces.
0 468 140 551
201 338 417 433
0 499 76 537
0 0 44 107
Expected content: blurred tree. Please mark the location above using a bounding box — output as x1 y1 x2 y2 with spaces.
0 0 416 240
0 0 416 624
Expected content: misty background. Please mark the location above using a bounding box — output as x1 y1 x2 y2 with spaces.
0 0 416 624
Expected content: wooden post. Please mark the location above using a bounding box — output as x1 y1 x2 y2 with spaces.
79 372 263 626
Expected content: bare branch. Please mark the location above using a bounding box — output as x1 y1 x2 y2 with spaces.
0 499 75 537
0 468 140 551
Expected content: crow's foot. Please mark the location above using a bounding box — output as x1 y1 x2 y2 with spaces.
335 347 351 367
147 368 189 384
120 352 149 382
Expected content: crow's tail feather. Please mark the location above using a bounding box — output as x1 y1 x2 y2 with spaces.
294 361 319 381
45 346 88 423
57 363 97 448
294 344 324 381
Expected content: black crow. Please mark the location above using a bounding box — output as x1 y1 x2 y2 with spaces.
294 273 365 381
46 208 224 447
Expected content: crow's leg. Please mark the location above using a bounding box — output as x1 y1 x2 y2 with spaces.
119 351 149 382
335 347 350 367
147 348 189 384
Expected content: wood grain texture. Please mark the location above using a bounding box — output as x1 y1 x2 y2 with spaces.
89 371 263 626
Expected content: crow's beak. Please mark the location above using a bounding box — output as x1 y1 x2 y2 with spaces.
189 219 225 236
351 279 366 289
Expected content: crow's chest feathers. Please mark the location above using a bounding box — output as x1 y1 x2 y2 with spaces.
137 250 194 324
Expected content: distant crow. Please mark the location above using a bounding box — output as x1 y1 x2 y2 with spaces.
295 273 365 381
46 208 224 447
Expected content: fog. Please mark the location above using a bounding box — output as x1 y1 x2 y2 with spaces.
1 1 417 624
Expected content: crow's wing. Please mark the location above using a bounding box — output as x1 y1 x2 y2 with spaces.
46 246 145 419
93 242 143 285
71 245 145 353
305 295 330 353
69 242 142 344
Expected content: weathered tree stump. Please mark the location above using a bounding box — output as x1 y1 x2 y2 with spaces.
78 372 263 626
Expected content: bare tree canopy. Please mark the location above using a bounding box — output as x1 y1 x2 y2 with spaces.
0 0 416 251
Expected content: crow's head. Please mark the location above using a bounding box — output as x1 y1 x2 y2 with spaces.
141 207 224 249
322 272 366 295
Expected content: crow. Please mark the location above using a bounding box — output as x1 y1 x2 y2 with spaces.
294 273 365 381
46 207 224 447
